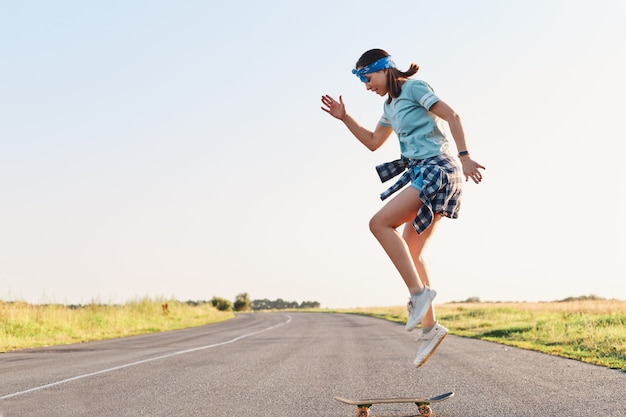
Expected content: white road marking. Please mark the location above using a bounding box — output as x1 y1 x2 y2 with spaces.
1 314 292 400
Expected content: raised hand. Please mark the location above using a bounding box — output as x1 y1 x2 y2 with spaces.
321 95 346 121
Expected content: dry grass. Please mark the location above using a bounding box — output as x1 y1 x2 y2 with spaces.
442 300 626 314
0 299 234 352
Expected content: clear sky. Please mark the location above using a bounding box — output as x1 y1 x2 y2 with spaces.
1 1 625 308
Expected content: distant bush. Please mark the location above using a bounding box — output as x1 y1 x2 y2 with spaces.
233 293 251 312
183 300 210 307
211 297 232 311
558 294 606 302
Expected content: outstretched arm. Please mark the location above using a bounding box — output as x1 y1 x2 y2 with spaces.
429 100 485 184
321 94 393 151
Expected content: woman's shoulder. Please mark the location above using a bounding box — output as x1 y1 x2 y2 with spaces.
402 79 439 108
404 79 434 91
399 79 434 99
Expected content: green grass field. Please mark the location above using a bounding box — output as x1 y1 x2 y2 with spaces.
2 298 624 371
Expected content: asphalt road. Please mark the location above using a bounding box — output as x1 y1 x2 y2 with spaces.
1 312 624 417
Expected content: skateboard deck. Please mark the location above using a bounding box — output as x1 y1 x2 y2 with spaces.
334 391 454 417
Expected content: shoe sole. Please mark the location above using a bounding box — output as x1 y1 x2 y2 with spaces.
414 332 447 368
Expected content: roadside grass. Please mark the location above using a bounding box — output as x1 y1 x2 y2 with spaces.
0 299 234 352
3 298 625 371
332 300 626 371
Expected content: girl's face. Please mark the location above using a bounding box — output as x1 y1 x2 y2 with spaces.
363 69 388 96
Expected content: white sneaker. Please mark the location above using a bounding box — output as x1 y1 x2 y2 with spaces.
413 323 448 367
405 288 436 331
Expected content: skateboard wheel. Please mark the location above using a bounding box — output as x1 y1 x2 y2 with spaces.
418 404 432 417
357 407 370 417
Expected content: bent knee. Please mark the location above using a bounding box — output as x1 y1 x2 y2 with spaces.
368 216 377 235
368 214 386 236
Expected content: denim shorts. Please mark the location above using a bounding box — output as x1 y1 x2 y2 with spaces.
410 166 424 191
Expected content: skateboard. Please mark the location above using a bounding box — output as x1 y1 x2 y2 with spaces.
334 391 454 417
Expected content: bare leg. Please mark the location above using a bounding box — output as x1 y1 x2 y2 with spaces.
402 214 442 329
369 186 427 295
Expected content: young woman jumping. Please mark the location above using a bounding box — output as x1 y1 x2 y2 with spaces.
321 48 485 367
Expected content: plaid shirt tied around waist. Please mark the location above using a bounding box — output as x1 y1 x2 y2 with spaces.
375 153 462 234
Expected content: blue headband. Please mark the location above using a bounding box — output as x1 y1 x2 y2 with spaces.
352 56 396 82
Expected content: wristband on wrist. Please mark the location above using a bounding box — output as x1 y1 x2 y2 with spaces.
458 150 469 157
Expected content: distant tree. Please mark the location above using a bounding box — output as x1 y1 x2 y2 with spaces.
251 298 271 310
558 294 605 302
211 296 232 311
250 298 320 310
233 292 251 312
300 301 320 309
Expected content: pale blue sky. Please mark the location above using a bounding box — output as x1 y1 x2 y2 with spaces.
1 1 625 308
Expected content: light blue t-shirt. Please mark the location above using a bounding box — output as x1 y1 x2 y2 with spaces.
378 79 449 160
